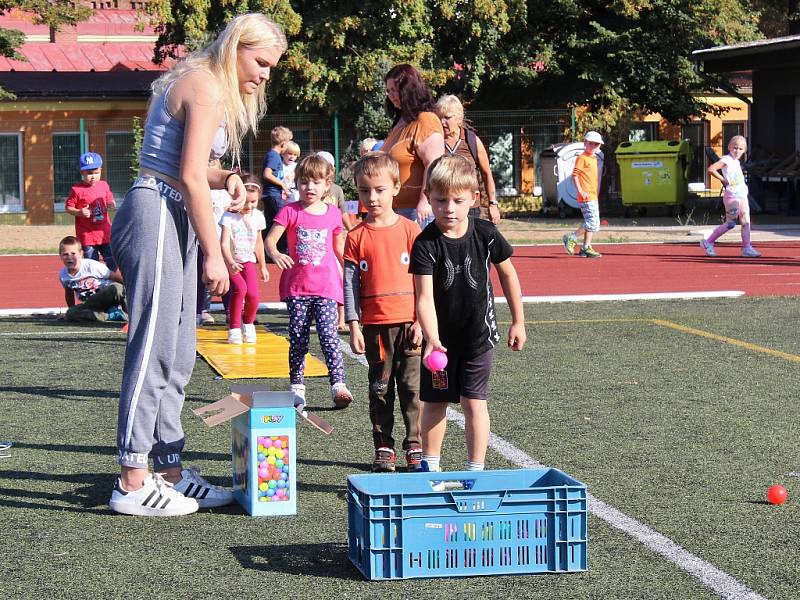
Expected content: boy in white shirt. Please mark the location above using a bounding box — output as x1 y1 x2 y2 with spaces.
58 235 126 322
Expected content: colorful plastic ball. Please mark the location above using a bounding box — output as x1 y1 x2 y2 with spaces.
268 479 277 488
272 470 281 480
257 452 266 462
425 350 448 371
282 465 290 473
266 488 276 497
266 456 276 466
767 484 788 505
275 459 284 468
280 472 288 480
277 479 286 489
259 496 269 502
259 482 268 492
275 449 285 459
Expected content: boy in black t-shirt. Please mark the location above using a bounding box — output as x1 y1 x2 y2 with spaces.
410 155 526 472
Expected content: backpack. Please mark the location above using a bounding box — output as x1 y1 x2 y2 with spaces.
464 126 480 165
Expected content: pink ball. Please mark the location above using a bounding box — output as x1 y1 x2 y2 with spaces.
426 350 448 371
262 438 273 448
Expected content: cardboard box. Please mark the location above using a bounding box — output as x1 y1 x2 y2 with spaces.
194 385 297 516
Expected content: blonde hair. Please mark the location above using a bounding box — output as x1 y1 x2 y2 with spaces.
359 137 378 156
283 140 301 155
295 153 333 183
353 152 400 186
151 13 287 166
435 94 465 124
425 155 479 195
728 135 747 149
271 125 293 146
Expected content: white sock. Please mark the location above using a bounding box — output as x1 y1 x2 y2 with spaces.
422 455 440 471
466 461 485 471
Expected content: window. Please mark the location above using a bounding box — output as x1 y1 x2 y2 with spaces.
488 131 517 195
722 122 745 150
53 132 86 207
629 122 658 142
681 122 708 185
0 133 23 211
105 131 136 200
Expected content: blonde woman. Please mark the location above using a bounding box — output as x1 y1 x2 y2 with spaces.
110 14 286 516
435 95 500 224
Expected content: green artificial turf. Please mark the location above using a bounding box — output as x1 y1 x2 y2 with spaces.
0 298 798 599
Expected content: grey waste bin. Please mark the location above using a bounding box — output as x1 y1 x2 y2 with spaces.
540 142 604 217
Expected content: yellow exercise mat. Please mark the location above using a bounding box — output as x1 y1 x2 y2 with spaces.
196 327 329 379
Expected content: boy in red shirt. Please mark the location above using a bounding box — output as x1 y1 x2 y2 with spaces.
563 131 604 258
344 153 423 472
65 152 117 271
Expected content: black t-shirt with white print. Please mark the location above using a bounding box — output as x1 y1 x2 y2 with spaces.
410 217 513 359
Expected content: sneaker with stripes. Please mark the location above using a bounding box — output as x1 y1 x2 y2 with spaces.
109 473 199 517
173 467 234 508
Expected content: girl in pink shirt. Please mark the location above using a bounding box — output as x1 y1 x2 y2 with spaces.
265 153 354 410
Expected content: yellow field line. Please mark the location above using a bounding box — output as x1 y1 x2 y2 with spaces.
501 317 800 364
648 319 800 364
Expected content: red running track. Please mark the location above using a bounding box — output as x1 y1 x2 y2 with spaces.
3 241 800 311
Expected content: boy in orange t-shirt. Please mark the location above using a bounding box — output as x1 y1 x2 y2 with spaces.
563 131 603 258
344 153 423 473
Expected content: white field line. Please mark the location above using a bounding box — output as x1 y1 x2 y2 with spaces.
0 329 123 337
338 340 766 600
1 291 744 318
507 291 745 304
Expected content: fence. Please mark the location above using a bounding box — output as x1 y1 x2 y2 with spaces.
0 109 574 224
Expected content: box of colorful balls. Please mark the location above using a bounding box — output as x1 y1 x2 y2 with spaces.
231 391 297 516
192 386 297 516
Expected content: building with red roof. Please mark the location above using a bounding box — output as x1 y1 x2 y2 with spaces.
0 5 181 224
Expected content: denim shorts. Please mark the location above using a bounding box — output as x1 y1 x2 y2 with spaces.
580 201 600 232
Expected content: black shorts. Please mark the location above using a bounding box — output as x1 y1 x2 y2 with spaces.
420 348 494 403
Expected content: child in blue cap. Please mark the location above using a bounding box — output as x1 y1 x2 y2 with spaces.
65 152 117 271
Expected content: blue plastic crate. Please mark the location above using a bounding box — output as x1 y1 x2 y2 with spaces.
347 468 587 580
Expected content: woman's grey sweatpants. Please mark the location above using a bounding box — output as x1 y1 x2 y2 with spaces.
111 176 197 472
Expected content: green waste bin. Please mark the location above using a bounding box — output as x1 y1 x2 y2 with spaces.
615 140 692 206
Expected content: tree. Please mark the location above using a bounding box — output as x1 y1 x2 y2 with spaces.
1 0 92 97
144 0 520 121
477 0 763 129
145 1 765 130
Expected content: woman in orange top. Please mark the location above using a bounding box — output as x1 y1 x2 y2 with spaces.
381 64 445 227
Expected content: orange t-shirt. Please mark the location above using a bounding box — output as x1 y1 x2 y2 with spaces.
344 217 421 325
572 153 599 202
382 111 443 209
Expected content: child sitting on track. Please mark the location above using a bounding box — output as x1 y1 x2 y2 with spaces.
701 135 762 258
265 153 354 410
220 173 269 344
57 235 126 322
410 155 527 472
344 153 423 472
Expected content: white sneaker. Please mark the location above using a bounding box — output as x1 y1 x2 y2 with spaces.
242 323 257 344
173 467 234 508
741 246 762 258
290 383 306 410
331 382 353 409
700 239 717 257
227 328 242 344
109 473 199 517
